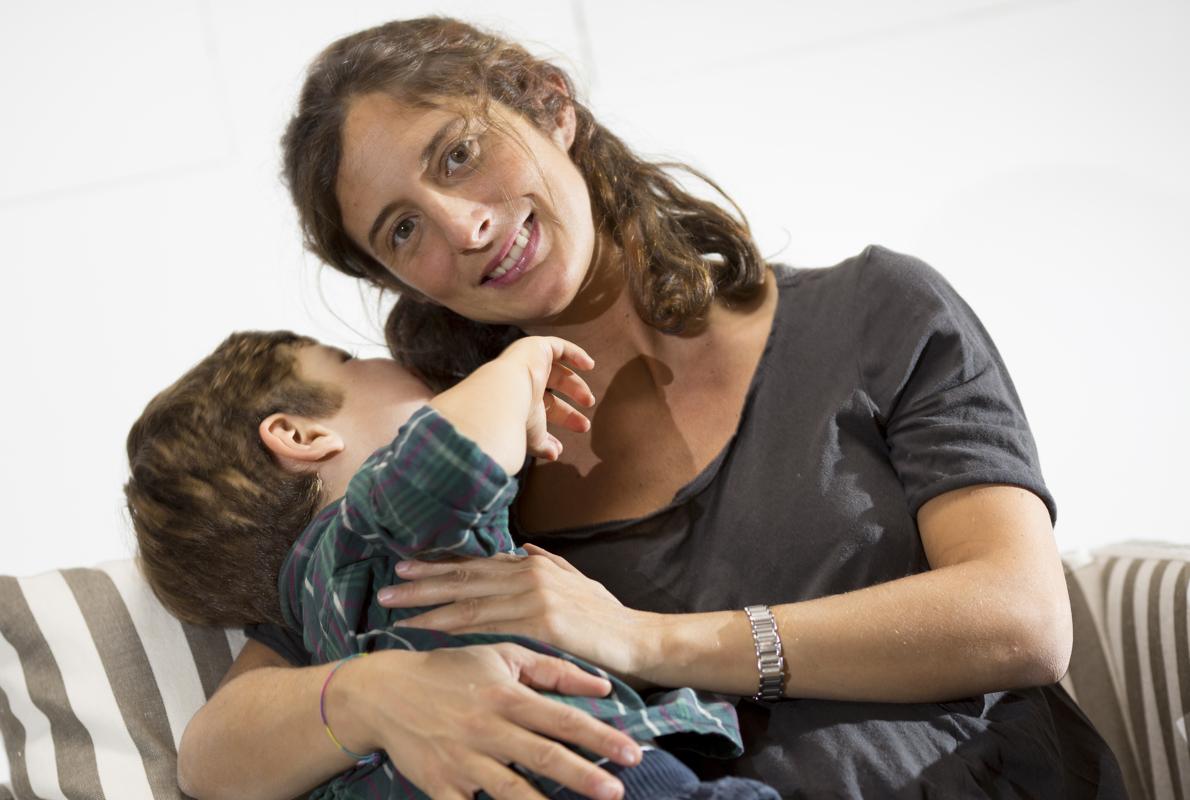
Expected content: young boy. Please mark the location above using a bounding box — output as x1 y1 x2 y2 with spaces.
126 331 778 800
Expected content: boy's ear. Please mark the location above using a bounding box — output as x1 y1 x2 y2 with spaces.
258 413 344 467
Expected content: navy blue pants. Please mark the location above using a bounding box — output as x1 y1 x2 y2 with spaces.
552 749 779 800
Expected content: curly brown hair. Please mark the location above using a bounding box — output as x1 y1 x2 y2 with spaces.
124 331 343 627
282 16 765 390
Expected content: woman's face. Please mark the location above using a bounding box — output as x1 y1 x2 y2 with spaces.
335 92 596 327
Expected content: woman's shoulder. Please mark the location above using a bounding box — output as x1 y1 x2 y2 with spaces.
767 245 959 334
771 244 951 296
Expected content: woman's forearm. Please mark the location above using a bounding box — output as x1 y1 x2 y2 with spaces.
636 558 1069 702
179 641 643 800
177 644 368 800
635 487 1072 702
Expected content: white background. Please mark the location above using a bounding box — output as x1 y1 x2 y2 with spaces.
1 0 1188 784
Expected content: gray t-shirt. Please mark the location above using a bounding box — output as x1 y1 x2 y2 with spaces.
249 246 1123 797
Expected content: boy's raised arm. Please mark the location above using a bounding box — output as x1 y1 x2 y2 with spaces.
429 336 595 474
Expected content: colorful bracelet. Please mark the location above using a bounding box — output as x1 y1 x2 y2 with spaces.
320 653 382 767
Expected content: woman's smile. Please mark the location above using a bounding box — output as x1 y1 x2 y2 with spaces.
482 213 541 286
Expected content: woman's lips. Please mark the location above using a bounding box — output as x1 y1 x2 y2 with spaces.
483 214 540 287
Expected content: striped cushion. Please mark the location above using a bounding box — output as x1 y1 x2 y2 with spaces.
0 560 245 800
1062 542 1190 800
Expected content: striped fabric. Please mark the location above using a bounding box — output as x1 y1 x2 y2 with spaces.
0 560 245 800
1062 542 1190 800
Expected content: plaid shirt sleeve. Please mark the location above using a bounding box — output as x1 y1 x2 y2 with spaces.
280 405 520 661
340 405 520 560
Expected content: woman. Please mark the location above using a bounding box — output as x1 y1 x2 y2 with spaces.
179 16 1124 799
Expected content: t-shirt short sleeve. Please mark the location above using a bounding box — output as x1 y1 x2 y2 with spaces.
855 246 1057 522
244 622 311 667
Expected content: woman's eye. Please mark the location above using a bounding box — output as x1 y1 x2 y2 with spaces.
390 217 417 250
444 139 479 177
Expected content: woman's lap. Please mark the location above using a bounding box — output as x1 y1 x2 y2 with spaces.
676 688 1125 799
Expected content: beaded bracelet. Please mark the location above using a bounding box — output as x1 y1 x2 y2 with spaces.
320 653 382 767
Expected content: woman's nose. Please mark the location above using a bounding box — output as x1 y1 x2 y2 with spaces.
428 193 495 252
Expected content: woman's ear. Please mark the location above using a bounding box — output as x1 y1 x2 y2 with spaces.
258 413 344 468
546 75 577 152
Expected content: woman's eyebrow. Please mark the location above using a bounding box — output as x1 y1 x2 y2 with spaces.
366 117 466 253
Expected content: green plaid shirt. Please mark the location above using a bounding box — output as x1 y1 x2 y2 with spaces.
279 406 743 798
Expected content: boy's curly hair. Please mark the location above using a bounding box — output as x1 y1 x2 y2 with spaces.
125 331 343 627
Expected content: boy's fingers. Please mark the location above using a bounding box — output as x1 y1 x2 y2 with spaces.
543 394 590 433
544 337 594 371
547 366 595 408
527 433 563 461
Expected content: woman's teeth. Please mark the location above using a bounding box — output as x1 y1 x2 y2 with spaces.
489 219 532 280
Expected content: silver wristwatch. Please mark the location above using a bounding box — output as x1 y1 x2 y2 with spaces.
744 604 785 701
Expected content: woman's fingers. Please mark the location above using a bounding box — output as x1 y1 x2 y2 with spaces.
397 590 536 632
460 756 551 800
488 722 626 800
391 553 527 583
521 543 584 575
513 648 613 697
497 686 640 775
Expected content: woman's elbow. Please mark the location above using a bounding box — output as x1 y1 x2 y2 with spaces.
177 707 229 799
176 703 241 800
176 718 205 798
1005 593 1073 687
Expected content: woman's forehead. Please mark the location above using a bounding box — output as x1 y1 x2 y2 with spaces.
340 93 453 168
334 94 452 231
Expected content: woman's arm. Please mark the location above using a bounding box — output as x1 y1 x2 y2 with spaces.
645 484 1072 701
383 484 1072 703
178 640 643 800
178 641 342 799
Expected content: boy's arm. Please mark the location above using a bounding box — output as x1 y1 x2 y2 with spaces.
344 406 521 562
342 335 594 561
429 336 595 474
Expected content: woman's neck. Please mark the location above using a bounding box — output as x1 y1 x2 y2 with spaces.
523 239 672 369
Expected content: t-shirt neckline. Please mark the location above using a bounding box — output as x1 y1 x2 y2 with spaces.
511 264 802 541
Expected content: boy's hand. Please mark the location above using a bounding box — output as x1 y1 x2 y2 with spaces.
430 336 595 474
501 337 595 462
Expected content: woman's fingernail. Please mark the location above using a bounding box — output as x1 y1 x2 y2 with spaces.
618 746 639 765
378 587 398 603
596 781 622 800
395 561 413 575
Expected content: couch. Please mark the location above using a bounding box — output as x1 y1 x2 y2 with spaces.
1 542 1187 799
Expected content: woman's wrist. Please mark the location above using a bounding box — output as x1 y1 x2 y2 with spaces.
639 608 766 696
323 650 424 758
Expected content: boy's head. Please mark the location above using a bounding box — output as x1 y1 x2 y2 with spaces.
125 331 432 628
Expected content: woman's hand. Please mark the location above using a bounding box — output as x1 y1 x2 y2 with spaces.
377 545 657 683
351 643 642 800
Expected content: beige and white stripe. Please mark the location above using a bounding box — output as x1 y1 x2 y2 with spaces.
0 562 245 800
1063 543 1190 800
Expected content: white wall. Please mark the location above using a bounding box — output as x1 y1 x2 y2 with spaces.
0 0 1187 789
2 0 1188 574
